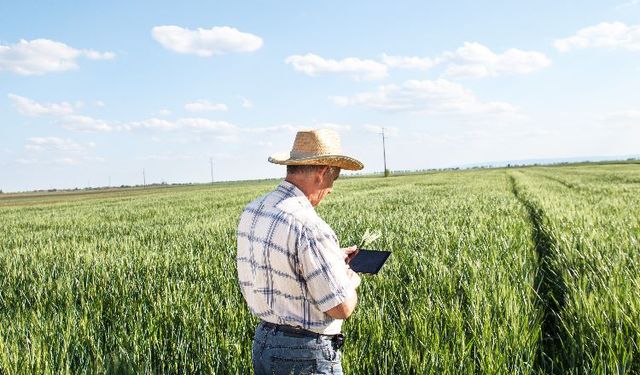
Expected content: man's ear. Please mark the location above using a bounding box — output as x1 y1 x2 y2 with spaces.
315 166 330 184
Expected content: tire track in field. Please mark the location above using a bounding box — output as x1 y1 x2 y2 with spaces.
508 173 568 374
540 174 578 190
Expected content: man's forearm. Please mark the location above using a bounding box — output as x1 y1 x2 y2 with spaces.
326 291 358 319
325 262 361 319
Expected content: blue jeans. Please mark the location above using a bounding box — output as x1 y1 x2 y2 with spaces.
252 322 343 375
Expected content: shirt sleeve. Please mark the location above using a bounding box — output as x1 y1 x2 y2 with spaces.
297 224 355 312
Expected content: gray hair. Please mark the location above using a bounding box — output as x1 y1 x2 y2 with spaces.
287 165 324 175
287 165 341 180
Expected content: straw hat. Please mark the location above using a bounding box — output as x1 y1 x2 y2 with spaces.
268 129 364 170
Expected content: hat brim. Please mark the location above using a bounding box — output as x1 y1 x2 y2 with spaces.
268 153 364 171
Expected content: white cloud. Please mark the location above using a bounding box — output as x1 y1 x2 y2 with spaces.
25 137 94 152
600 110 640 131
601 110 640 122
8 94 355 140
83 50 115 60
8 94 116 132
53 157 81 165
381 53 439 70
15 158 39 165
217 123 351 146
151 25 263 56
0 39 114 75
214 134 242 143
285 53 388 80
362 124 399 136
137 154 194 161
16 156 104 166
286 43 548 81
128 117 238 133
60 115 115 132
242 124 302 134
157 109 172 116
7 94 237 134
615 0 640 9
331 79 520 117
380 43 550 78
315 123 352 132
184 99 228 112
441 42 551 78
254 140 274 147
8 93 75 116
554 22 640 52
405 126 560 150
20 137 101 166
177 118 236 132
127 118 175 130
239 96 253 109
241 123 352 135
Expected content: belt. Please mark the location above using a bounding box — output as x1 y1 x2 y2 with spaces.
260 321 345 350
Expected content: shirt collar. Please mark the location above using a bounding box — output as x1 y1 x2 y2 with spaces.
279 180 313 209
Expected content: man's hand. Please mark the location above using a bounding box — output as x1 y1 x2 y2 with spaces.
343 245 361 288
325 247 361 320
342 245 358 263
346 267 361 289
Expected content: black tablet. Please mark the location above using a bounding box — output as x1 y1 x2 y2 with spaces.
347 248 391 274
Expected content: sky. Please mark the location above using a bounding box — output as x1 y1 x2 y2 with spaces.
1 1 639 192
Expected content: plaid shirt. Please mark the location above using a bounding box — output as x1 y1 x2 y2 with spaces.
237 180 355 335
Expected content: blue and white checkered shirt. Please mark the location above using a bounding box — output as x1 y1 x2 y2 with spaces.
237 180 355 335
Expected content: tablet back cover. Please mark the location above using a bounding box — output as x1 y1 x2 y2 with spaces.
348 249 391 274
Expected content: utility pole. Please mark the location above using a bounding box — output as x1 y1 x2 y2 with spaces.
143 168 146 186
210 157 214 184
381 127 388 177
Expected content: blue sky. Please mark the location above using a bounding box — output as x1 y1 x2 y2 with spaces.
1 1 639 192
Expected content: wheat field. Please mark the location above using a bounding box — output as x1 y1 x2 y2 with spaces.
1 163 638 374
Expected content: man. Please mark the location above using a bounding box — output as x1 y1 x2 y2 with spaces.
237 129 364 374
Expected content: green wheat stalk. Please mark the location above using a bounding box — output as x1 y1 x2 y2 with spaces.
358 228 381 249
